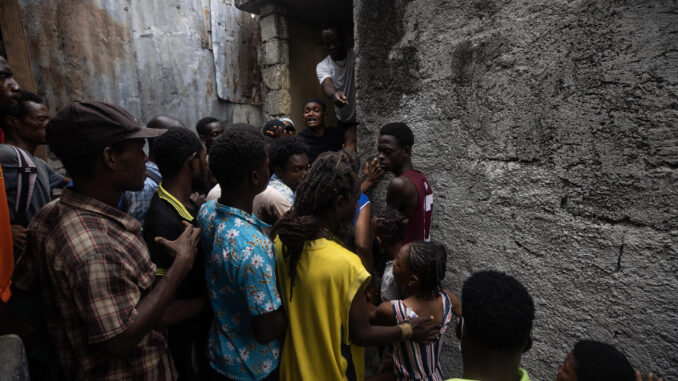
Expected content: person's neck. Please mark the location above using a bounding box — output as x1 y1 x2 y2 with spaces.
462 346 523 381
307 125 326 137
161 174 193 206
72 178 123 209
219 186 255 214
394 160 413 177
384 242 403 261
332 48 348 61
4 135 37 155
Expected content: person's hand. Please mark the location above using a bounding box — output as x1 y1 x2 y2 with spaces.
190 192 207 207
265 125 295 139
409 315 439 344
364 158 384 185
332 91 348 108
636 370 663 381
11 224 27 246
154 222 201 273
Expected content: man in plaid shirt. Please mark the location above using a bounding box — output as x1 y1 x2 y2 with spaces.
24 101 201 380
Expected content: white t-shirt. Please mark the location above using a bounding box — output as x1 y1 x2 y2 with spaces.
316 48 356 123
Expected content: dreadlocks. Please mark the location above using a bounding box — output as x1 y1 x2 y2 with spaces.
272 151 359 300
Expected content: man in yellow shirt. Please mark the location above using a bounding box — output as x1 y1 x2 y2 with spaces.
447 271 534 381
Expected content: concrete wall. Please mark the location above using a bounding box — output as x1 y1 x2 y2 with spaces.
355 0 677 379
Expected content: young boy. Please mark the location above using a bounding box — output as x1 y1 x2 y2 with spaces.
196 125 286 380
377 122 433 243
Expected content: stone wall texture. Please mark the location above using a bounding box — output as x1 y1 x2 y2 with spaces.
354 0 677 379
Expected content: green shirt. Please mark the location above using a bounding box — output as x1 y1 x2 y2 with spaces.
446 368 531 381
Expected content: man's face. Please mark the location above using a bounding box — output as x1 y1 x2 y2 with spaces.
321 28 344 61
203 121 224 150
303 102 325 129
11 101 50 145
0 57 20 110
555 352 577 381
277 153 309 191
114 139 148 191
377 134 408 173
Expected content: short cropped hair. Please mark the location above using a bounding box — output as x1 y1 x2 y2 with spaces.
462 270 535 351
209 124 267 188
379 122 414 148
153 127 203 179
573 340 635 381
3 90 44 124
196 116 219 135
303 98 326 112
269 136 308 170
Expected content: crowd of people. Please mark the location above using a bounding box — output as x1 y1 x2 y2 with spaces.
0 24 665 381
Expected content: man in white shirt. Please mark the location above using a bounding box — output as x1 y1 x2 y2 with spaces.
316 25 357 151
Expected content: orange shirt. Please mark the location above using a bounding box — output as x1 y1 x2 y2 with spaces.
0 166 14 302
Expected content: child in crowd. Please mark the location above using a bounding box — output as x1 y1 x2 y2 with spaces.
370 241 461 380
556 340 663 381
373 208 409 302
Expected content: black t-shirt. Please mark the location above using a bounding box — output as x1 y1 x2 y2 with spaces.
143 193 207 299
297 125 346 163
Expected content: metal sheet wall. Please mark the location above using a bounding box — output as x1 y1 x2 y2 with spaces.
18 0 263 129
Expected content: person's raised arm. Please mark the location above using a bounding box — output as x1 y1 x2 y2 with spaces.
355 203 373 273
321 78 348 108
361 158 384 193
99 223 200 358
349 287 437 347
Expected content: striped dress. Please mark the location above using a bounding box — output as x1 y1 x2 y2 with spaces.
391 292 455 380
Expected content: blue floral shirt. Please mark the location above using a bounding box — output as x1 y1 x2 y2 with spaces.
197 201 282 380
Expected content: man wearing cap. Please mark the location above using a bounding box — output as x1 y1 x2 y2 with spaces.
24 101 202 380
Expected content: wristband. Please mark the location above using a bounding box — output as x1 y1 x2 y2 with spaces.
399 323 413 340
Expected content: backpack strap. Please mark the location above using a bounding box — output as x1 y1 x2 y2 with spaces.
146 169 162 185
11 146 37 226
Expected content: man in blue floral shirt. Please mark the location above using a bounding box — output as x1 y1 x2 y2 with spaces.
197 125 286 380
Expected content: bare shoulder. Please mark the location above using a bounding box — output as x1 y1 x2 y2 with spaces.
387 175 416 196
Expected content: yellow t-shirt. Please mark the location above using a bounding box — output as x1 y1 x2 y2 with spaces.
446 368 531 381
275 237 371 381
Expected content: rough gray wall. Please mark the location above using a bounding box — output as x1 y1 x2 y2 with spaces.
355 0 677 379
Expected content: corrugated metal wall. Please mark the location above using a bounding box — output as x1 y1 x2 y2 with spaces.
18 0 263 130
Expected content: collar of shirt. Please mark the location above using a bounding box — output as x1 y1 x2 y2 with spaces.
157 183 194 221
60 188 142 232
269 174 294 202
214 202 270 230
146 161 160 177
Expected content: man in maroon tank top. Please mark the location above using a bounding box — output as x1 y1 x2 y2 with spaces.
377 122 433 243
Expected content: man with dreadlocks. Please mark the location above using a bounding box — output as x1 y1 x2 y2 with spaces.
272 150 438 381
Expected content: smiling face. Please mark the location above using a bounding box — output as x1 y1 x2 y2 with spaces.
303 102 325 130
556 352 577 381
377 134 409 173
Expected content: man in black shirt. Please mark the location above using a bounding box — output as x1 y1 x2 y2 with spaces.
297 98 348 163
143 127 210 380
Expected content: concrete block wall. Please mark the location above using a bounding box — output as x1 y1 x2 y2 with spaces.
354 0 678 379
259 3 291 118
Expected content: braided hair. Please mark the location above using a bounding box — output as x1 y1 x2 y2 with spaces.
407 241 447 300
272 151 359 300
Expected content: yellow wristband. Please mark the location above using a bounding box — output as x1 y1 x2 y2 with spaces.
399 323 413 340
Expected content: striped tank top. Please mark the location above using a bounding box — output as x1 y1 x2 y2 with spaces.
391 292 455 380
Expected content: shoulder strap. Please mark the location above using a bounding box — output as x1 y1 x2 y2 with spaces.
11 146 37 225
146 169 162 185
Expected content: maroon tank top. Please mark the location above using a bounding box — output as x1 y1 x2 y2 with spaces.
401 170 433 243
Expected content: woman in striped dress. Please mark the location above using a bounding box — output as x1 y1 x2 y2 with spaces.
370 241 462 380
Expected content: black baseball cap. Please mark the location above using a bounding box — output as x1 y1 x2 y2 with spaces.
47 101 165 159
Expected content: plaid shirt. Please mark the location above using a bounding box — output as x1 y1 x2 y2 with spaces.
26 188 175 380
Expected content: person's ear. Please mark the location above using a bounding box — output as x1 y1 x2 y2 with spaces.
408 274 419 288
403 145 412 156
4 115 20 131
273 165 282 177
188 152 200 174
523 331 533 353
333 194 346 214
101 146 118 170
